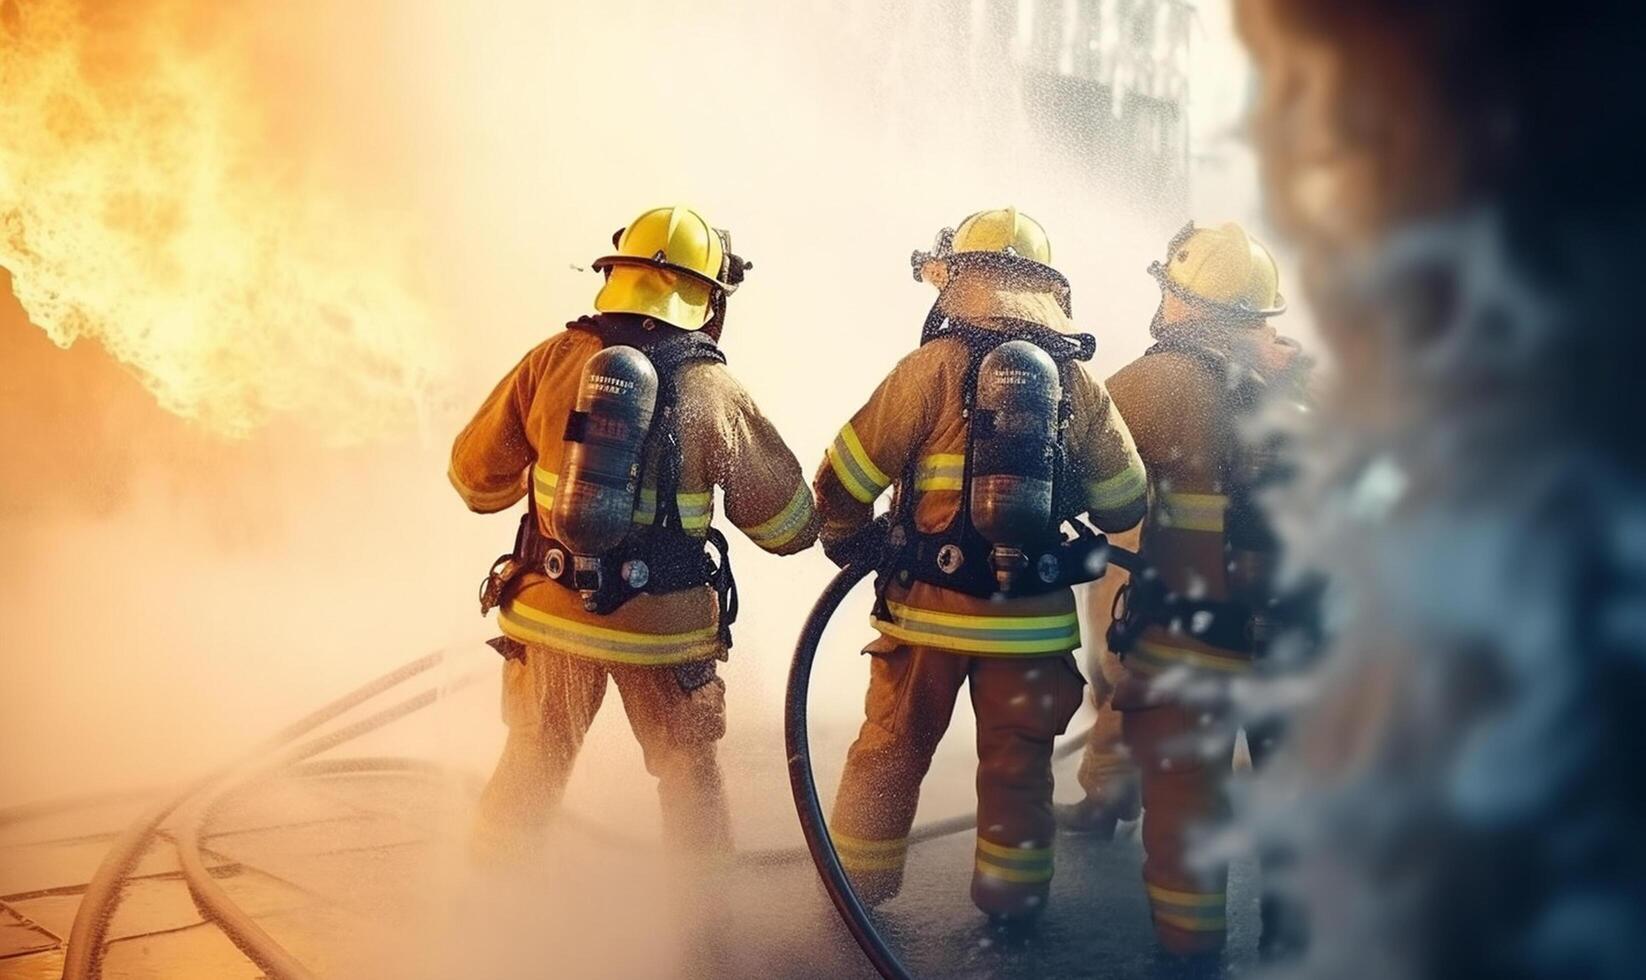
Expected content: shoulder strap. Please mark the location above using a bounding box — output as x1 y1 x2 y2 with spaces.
894 318 1088 536
633 333 724 533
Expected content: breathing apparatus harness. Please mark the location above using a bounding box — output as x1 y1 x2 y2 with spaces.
858 314 1127 618
1105 327 1316 659
477 315 739 650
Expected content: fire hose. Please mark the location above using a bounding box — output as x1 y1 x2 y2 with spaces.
10 644 1100 980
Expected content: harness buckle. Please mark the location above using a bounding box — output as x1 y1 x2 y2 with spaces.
544 547 567 580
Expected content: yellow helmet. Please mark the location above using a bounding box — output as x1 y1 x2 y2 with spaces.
592 206 745 331
912 207 1069 312
952 207 1054 267
1150 221 1286 318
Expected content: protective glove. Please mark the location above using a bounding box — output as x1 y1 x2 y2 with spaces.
823 514 892 569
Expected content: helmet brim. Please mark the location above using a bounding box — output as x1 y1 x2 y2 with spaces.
1149 261 1287 318
593 264 716 331
593 254 736 292
947 250 1069 293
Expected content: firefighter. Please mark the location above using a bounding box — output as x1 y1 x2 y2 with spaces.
815 208 1148 923
1054 609 1141 839
1095 221 1311 962
450 205 819 862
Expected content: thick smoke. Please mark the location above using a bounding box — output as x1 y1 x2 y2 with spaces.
1234 1 1646 976
3 0 1241 807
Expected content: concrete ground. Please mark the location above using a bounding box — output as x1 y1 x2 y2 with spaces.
0 723 1257 980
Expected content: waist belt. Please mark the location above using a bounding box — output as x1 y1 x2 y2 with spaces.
538 534 716 599
883 518 1117 606
478 515 740 649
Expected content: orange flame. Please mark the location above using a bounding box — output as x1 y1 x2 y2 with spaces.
0 0 439 440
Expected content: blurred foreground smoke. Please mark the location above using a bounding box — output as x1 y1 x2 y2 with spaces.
1236 1 1646 977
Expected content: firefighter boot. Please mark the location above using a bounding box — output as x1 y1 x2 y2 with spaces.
1053 779 1141 839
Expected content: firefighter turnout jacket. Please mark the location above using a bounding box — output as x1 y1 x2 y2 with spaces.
815 321 1147 656
450 316 819 665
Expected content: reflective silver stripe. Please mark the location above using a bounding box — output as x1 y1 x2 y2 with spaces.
498 602 720 665
676 491 713 531
873 602 1081 655
828 424 891 503
745 486 814 550
914 453 964 492
532 465 559 511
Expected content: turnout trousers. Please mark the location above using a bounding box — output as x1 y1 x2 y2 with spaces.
474 644 732 861
1115 671 1241 957
829 644 1085 919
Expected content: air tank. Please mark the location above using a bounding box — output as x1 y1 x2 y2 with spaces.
969 339 1061 548
552 345 659 556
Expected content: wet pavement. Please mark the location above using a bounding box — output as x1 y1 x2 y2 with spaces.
0 731 1257 979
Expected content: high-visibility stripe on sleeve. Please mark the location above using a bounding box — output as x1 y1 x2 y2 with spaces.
832 832 908 873
631 488 710 536
743 486 815 551
1146 882 1227 932
676 491 713 532
1157 491 1227 533
1127 639 1252 677
450 466 527 512
975 838 1054 884
498 601 721 665
1087 461 1147 512
913 453 965 492
872 602 1081 656
828 423 892 503
531 465 559 512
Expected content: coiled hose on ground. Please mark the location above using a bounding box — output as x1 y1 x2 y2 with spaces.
7 638 1095 979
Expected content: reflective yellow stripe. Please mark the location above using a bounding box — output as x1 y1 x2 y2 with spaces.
1128 639 1251 676
630 488 710 534
1157 491 1227 533
913 453 965 492
975 839 1055 884
976 838 1051 861
449 466 526 511
532 465 559 511
828 423 892 503
498 602 720 665
975 861 1055 884
1147 883 1227 931
832 832 908 872
744 486 814 550
889 602 1077 631
873 601 1080 655
677 491 713 531
1088 461 1147 511
1146 883 1226 907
